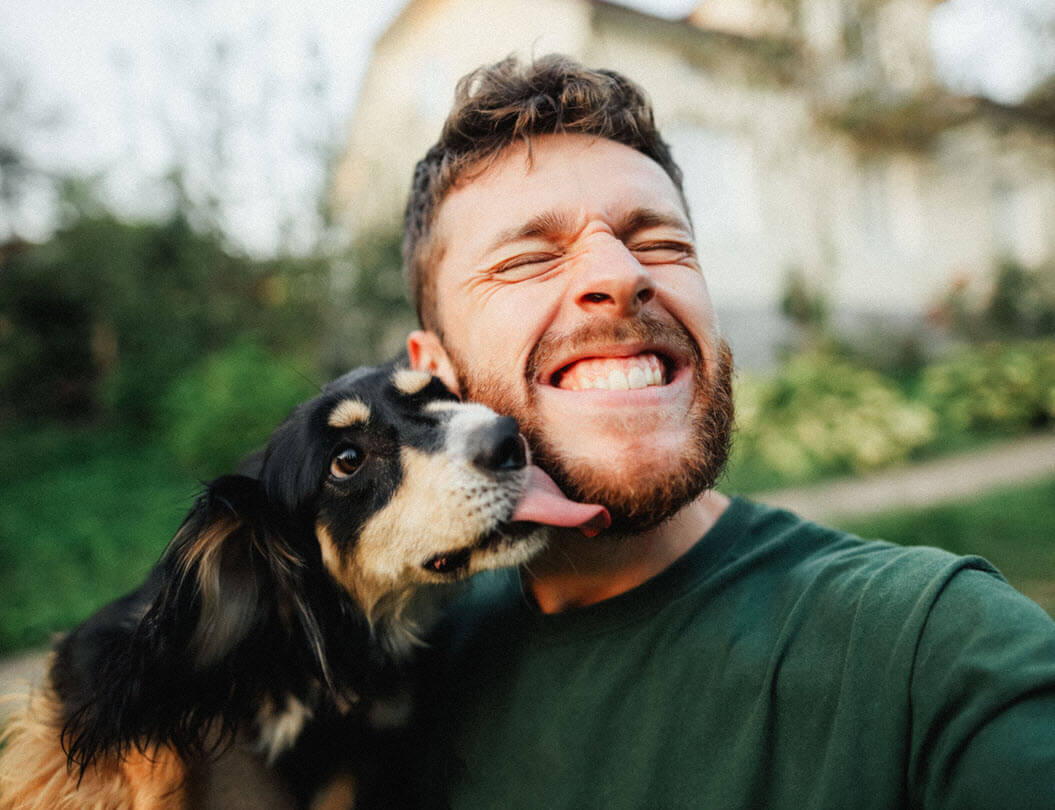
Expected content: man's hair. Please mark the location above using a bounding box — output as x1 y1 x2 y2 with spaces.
402 53 686 333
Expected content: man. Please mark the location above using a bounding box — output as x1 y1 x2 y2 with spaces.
401 55 1055 808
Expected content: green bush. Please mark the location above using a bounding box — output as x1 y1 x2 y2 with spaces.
0 211 329 428
319 229 417 375
932 259 1055 341
160 340 318 479
921 339 1055 435
732 351 936 483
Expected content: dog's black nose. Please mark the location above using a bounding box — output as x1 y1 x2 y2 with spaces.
469 416 527 472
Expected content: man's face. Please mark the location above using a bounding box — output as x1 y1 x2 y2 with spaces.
418 133 733 533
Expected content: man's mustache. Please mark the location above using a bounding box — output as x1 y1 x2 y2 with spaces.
525 312 702 386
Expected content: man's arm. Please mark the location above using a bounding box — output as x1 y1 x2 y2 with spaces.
909 567 1055 808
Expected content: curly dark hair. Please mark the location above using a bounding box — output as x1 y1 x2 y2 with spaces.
402 53 686 333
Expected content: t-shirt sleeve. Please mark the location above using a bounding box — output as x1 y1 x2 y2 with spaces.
909 566 1055 809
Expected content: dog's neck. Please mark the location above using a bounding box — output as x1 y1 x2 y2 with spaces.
368 584 450 661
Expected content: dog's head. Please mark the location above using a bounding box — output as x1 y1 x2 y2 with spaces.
257 364 607 619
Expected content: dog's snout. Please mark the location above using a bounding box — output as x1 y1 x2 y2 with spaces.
469 416 527 473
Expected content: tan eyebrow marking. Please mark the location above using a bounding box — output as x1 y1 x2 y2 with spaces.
328 398 370 428
392 369 433 396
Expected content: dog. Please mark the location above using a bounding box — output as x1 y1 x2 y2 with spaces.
0 362 608 809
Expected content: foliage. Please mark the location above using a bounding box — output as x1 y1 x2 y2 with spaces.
825 89 973 150
920 339 1055 435
779 265 828 336
320 229 417 375
732 261 1055 491
160 340 319 479
731 350 937 483
725 335 1055 492
0 209 329 427
930 259 1055 342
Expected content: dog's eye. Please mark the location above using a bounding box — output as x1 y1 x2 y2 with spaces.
330 447 363 479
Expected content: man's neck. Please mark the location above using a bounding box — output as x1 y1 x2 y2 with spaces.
525 490 730 614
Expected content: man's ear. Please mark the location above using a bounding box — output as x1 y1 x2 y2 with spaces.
407 329 460 396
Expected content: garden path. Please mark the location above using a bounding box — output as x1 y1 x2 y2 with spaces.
3 430 1055 718
754 429 1055 522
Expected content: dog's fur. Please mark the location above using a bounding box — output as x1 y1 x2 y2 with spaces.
0 363 550 809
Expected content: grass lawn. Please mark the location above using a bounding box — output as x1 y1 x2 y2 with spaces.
0 425 200 653
834 476 1055 616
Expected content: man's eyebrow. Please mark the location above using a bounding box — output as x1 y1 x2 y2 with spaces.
612 207 693 242
483 206 693 255
484 209 577 254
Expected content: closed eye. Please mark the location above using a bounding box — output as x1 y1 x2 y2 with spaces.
629 241 695 262
492 252 561 278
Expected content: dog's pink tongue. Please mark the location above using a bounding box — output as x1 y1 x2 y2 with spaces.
512 465 610 537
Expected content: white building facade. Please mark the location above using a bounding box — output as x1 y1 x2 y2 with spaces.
333 0 1055 367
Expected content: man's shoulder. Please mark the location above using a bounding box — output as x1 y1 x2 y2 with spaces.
729 495 979 571
721 496 1007 625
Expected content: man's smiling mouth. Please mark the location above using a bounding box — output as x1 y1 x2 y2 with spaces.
528 314 698 397
549 352 672 391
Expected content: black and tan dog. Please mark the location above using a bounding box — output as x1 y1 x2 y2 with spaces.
0 363 607 809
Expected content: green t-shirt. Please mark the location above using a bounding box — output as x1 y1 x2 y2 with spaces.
416 497 1055 809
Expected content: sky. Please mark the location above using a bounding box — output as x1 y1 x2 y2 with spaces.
1 0 1052 254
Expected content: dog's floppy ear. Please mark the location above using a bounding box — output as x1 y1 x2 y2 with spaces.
61 475 324 768
163 474 307 668
259 403 331 517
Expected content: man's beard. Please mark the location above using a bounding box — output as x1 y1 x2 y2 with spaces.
445 315 735 536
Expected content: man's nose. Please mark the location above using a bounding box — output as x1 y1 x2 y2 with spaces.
572 237 656 317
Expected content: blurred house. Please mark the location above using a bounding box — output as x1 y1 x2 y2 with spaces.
332 0 1055 368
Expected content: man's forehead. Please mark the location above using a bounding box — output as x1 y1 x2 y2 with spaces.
433 134 689 251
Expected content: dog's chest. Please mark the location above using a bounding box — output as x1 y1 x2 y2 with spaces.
256 694 318 763
254 678 416 764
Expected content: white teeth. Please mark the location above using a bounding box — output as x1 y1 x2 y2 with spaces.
555 353 668 391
